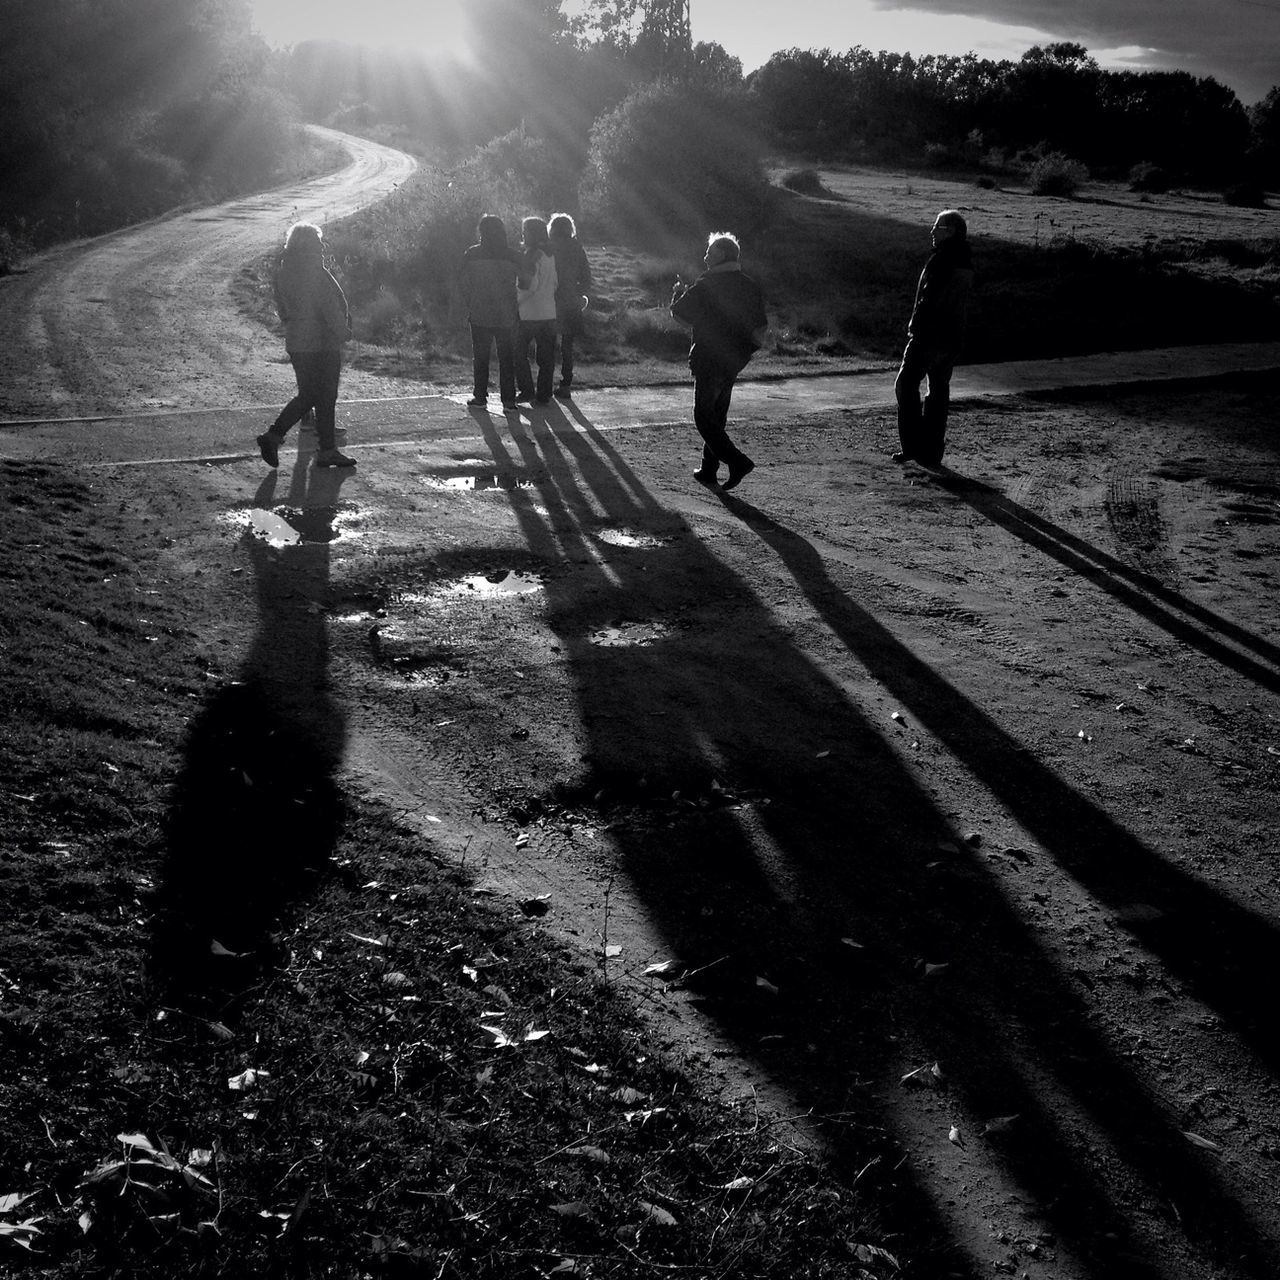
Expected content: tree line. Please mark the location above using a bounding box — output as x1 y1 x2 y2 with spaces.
0 0 297 261
3 0 1276 272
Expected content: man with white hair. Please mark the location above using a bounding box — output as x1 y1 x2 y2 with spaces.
670 231 768 492
893 209 974 468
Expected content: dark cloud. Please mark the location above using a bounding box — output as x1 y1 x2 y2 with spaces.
876 0 1279 102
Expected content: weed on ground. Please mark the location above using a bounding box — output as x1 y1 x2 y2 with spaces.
0 460 893 1278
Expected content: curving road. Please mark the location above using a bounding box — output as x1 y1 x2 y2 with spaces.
0 127 417 421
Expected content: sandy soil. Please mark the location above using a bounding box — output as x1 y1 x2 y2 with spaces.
3 134 1280 1280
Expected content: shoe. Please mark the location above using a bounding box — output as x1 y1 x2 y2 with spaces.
533 395 552 405
501 400 519 411
554 385 573 400
692 468 720 488
891 450 913 463
514 391 533 403
467 396 487 407
721 459 755 491
315 449 357 468
256 432 280 468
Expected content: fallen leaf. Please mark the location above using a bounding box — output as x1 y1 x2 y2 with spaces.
644 959 683 977
983 1114 1020 1135
227 1068 269 1092
923 962 950 977
756 975 779 996
840 937 864 949
0 1217 43 1250
603 944 622 958
549 1202 591 1219
209 939 242 957
717 1176 754 1191
1182 1130 1222 1152
347 933 388 947
639 1201 677 1228
613 1087 646 1105
0 1193 31 1214
382 971 411 987
948 1125 965 1148
565 1145 610 1163
815 749 831 758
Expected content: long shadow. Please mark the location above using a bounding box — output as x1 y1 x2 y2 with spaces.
728 490 1280 1065
476 401 1279 1277
151 460 353 1006
932 470 1280 690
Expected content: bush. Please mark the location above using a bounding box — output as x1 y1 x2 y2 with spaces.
0 223 35 274
1223 180 1268 208
1128 161 1172 193
583 82 768 240
780 168 827 196
1028 152 1089 197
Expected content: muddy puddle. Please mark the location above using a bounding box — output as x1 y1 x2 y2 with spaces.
589 620 672 647
595 527 673 549
422 474 532 492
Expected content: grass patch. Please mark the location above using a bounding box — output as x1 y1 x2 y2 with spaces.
0 461 890 1277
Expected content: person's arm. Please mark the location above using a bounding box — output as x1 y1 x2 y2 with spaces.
321 271 351 345
670 276 697 323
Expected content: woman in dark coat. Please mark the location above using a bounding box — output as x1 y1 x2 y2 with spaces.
257 221 354 469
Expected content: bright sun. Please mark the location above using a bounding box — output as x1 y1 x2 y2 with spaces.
250 0 472 62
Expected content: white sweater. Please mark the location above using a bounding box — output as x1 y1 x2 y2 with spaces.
518 248 559 322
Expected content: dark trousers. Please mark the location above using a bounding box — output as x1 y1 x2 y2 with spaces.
558 330 577 388
471 324 516 403
271 350 341 450
515 318 556 400
692 363 751 474
895 339 954 465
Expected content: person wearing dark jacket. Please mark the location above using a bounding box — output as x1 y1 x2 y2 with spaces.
461 215 524 409
893 209 974 467
257 221 354 469
547 212 593 399
670 232 768 491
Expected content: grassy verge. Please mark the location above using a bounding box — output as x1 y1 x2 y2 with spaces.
0 459 892 1277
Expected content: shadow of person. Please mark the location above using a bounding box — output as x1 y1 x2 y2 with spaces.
475 403 1279 1275
151 466 353 1007
931 469 1280 691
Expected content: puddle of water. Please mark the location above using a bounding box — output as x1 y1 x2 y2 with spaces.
249 509 301 547
423 474 530 492
596 528 671 549
590 621 671 647
454 570 543 597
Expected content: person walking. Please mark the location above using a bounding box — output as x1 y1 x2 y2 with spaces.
548 212 592 400
256 221 355 469
461 215 523 409
670 231 767 491
514 217 559 405
893 209 974 468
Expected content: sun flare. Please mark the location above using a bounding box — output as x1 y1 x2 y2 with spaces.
251 0 472 62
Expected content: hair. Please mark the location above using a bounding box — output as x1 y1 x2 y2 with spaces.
522 216 550 247
706 231 741 262
477 214 508 249
936 209 968 239
548 212 577 239
283 221 323 256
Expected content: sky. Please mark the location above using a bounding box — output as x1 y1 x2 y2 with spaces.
248 0 1279 106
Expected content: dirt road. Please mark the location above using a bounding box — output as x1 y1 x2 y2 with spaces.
4 134 1280 1280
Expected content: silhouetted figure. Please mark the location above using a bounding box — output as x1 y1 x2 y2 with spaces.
548 212 592 399
893 209 973 468
515 216 559 405
257 221 355 469
670 231 768 491
461 214 523 409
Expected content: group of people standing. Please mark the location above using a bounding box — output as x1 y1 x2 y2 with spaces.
461 212 593 409
255 207 972 492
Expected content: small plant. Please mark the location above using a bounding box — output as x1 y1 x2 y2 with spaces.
1128 161 1172 194
1029 152 1089 197
780 168 827 196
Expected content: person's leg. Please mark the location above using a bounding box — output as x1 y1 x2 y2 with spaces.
693 366 751 484
495 327 517 405
534 321 556 401
471 325 492 401
513 321 534 398
313 351 355 467
558 327 576 392
919 353 955 466
894 340 929 459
